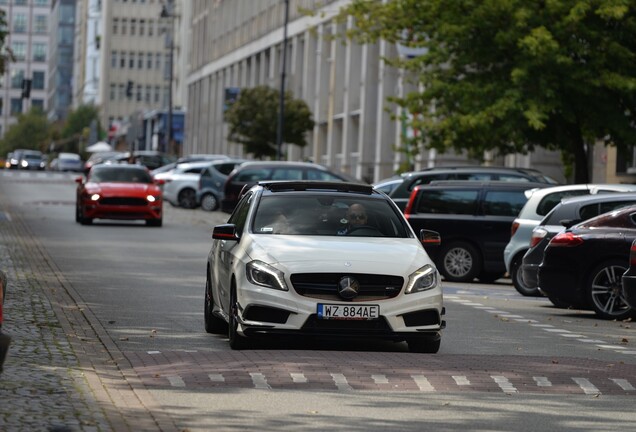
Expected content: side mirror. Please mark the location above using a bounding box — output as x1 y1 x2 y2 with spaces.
75 176 83 184
154 178 165 186
420 229 441 246
213 223 239 241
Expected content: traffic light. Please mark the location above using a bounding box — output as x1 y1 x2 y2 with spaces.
21 79 32 99
126 80 133 98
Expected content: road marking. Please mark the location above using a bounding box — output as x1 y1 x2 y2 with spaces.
578 339 606 343
208 373 225 382
531 324 554 328
492 375 518 393
250 372 271 389
166 375 185 387
372 374 389 384
485 310 509 314
596 344 628 350
572 378 600 395
542 328 566 333
610 379 635 391
500 314 524 318
452 376 470 386
331 373 353 391
147 351 161 354
620 351 636 355
560 334 585 338
290 373 307 383
411 375 435 392
533 376 552 387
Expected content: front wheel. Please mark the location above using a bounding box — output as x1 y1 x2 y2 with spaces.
178 188 198 209
146 218 163 227
511 254 541 296
438 241 481 282
228 285 249 350
586 260 633 320
204 274 227 334
200 193 219 211
407 336 441 353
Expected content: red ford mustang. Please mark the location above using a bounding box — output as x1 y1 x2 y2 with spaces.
75 164 164 226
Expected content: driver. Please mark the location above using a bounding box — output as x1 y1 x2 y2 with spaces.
338 203 368 235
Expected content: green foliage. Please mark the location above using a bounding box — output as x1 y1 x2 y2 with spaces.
338 0 636 182
224 85 314 159
0 10 11 74
62 105 102 139
0 108 50 155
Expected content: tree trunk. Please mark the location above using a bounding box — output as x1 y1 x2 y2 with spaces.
572 131 590 184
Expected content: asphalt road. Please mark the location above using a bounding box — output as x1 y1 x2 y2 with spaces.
2 169 636 432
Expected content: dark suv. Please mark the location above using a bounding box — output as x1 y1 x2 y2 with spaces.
221 161 353 213
374 166 559 211
404 180 549 282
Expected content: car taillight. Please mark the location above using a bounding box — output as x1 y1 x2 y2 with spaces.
510 220 520 237
630 240 636 267
548 231 583 247
529 227 548 248
404 186 421 216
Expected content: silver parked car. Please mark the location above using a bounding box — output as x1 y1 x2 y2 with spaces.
155 161 217 209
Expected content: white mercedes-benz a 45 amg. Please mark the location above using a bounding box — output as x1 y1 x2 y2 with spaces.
204 181 445 353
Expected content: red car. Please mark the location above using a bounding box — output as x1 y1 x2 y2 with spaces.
75 164 164 226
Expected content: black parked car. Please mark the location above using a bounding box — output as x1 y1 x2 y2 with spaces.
197 159 247 211
221 161 354 213
538 205 636 320
373 166 559 211
522 193 636 301
403 180 548 282
622 239 636 309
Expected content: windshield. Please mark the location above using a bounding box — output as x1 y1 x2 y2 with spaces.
90 167 153 183
252 195 411 238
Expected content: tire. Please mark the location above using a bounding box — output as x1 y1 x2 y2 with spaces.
200 193 219 212
511 254 541 296
228 284 249 350
546 295 573 309
178 188 198 209
146 218 163 227
586 260 634 320
78 206 92 225
407 336 441 353
204 273 227 334
438 241 481 282
75 204 81 223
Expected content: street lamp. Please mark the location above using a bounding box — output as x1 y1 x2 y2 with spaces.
160 2 174 155
276 0 290 161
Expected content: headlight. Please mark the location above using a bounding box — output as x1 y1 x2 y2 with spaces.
90 193 100 201
405 264 439 294
147 195 160 203
246 260 288 291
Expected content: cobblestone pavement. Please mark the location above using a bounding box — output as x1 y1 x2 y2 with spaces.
0 184 180 432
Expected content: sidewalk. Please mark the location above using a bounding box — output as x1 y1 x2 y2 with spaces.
0 190 178 431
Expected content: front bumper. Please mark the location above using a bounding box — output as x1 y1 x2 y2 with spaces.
83 203 162 221
234 280 445 342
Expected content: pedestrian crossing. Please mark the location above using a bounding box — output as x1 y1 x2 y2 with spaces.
143 368 635 395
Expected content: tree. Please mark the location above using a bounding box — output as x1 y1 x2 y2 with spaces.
0 108 50 155
0 10 11 75
62 105 102 141
224 85 314 159
337 0 636 183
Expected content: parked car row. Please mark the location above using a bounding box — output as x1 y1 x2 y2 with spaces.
5 149 46 170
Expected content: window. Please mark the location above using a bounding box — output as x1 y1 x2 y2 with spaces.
118 83 125 100
110 84 116 100
0 99 3 115
32 71 45 90
154 86 160 103
128 53 134 68
113 18 119 35
416 190 479 215
148 19 154 36
34 16 48 34
13 14 27 33
130 19 136 36
31 99 44 110
15 0 26 5
33 43 46 62
146 53 153 69
10 98 22 115
483 191 528 217
35 0 49 6
11 42 26 61
121 19 127 35
139 19 145 36
536 190 590 216
155 53 161 69
136 84 142 101
11 70 24 89
137 52 143 69
307 170 346 181
111 51 118 68
145 85 151 103
120 52 126 68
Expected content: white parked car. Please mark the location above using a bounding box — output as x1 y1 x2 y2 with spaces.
205 181 445 353
503 183 636 296
155 161 216 209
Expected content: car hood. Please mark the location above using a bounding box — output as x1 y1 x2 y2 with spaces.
85 182 161 197
246 235 433 275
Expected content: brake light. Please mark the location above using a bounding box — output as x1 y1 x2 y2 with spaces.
510 221 520 237
404 186 421 216
548 232 583 247
630 240 636 267
529 227 548 248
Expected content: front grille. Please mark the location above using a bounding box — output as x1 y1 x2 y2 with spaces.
100 197 148 206
291 273 403 301
301 315 393 335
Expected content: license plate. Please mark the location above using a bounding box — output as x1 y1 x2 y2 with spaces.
317 304 379 320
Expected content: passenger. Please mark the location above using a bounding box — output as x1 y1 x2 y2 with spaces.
338 203 368 235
